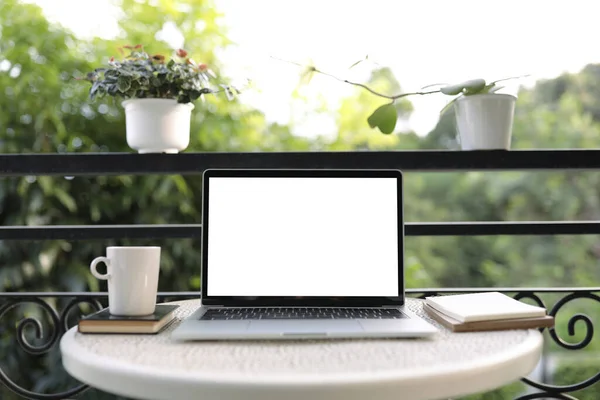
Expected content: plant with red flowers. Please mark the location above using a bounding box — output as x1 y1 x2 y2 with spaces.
81 45 236 104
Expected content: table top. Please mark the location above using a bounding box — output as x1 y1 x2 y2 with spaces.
60 298 543 400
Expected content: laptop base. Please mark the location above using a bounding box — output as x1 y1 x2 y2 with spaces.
171 305 438 341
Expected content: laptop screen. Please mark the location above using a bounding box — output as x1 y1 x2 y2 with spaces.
202 170 403 306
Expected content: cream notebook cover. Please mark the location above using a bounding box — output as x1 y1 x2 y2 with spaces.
424 292 547 323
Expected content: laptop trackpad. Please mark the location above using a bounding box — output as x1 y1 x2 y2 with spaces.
248 320 362 334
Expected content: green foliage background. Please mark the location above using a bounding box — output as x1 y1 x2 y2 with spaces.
1 0 599 399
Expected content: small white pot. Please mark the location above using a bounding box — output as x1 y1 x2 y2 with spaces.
122 99 194 154
454 93 516 150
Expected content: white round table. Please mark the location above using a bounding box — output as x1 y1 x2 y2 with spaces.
60 299 543 400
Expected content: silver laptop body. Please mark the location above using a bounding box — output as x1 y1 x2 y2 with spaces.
171 169 438 341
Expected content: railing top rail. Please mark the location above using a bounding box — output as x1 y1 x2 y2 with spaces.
2 150 600 176
1 288 598 297
4 221 600 240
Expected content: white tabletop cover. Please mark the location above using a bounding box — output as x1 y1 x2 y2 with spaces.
61 298 543 400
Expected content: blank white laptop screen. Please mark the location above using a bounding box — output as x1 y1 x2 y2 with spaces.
206 177 399 297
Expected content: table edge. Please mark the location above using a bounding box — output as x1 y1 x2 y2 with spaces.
60 325 543 387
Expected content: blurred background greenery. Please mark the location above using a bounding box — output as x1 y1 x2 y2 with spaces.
1 0 600 398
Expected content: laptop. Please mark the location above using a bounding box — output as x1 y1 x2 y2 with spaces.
170 169 438 341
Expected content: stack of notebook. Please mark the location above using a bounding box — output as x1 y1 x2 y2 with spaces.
78 304 179 334
424 292 555 332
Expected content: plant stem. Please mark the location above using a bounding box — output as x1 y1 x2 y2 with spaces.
272 56 440 100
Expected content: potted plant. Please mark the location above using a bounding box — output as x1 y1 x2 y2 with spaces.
356 76 523 150
81 45 236 153
281 58 523 150
429 78 520 150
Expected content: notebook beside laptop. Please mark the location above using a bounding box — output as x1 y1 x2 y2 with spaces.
171 169 437 341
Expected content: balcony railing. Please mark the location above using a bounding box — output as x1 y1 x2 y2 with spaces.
1 150 599 400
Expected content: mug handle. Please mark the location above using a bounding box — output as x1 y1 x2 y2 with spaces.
90 257 111 280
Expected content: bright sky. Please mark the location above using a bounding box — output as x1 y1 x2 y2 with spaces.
30 0 600 137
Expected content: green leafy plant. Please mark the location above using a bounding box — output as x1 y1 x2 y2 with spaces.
277 57 525 134
427 77 525 114
349 75 525 134
81 45 237 104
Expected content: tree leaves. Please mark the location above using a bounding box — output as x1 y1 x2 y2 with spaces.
53 188 77 212
367 102 397 134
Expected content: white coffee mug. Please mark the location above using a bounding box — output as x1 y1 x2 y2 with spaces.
90 246 161 316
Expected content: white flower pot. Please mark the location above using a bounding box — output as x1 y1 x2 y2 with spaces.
122 99 194 153
454 93 516 150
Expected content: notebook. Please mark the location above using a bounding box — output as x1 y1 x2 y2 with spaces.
425 292 547 323
78 304 179 334
423 303 554 332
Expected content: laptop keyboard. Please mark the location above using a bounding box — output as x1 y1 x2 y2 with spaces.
200 307 407 320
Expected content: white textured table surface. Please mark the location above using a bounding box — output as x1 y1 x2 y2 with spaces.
60 299 543 400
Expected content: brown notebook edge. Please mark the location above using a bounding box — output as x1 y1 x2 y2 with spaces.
77 314 176 334
77 306 178 334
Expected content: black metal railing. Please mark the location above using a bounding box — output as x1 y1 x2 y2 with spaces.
1 150 600 400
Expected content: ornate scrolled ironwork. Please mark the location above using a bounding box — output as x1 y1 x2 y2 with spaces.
1 298 60 356
513 292 547 310
547 292 600 350
58 298 103 333
0 296 102 400
515 290 600 397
